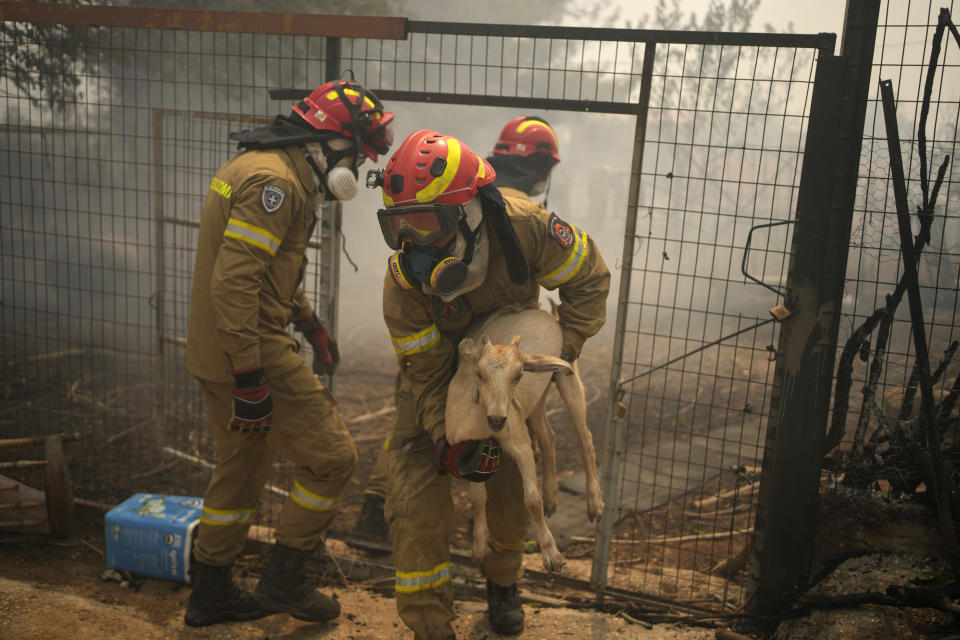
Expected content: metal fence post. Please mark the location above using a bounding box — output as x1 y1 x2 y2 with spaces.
747 0 880 615
321 36 342 392
152 109 167 449
590 41 656 598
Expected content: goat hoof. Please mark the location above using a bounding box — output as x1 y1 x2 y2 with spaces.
544 501 558 517
587 498 604 522
546 559 566 575
543 552 565 574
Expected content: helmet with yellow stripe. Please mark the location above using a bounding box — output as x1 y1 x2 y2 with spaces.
492 116 560 163
380 130 496 208
292 80 394 161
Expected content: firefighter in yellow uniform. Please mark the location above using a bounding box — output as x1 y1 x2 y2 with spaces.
353 116 564 545
487 114 562 207
368 129 609 638
184 80 394 627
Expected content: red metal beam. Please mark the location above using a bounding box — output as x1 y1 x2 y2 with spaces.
0 1 407 39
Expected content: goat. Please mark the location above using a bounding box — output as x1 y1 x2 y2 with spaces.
444 305 604 574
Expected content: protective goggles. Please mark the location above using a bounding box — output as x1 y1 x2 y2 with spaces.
377 202 464 250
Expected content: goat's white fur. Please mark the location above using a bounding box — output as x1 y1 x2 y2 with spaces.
444 305 604 574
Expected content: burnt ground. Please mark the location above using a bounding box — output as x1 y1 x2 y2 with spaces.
2 335 959 638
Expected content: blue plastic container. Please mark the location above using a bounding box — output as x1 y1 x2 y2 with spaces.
105 493 203 583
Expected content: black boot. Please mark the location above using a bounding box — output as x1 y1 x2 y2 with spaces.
486 580 524 635
184 561 266 627
253 543 341 622
352 493 389 540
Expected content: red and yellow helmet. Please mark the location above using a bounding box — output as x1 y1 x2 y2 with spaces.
492 116 560 163
380 130 496 207
292 80 395 161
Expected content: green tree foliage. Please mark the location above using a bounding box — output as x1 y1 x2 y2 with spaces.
0 0 102 109
635 0 763 31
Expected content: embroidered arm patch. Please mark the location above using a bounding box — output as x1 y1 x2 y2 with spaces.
261 184 286 213
548 212 575 249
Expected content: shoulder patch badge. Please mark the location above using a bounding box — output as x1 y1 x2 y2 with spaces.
548 212 575 249
433 298 467 324
261 185 286 213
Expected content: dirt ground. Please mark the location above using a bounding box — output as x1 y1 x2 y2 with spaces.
3 338 959 639
0 344 727 640
0 508 721 640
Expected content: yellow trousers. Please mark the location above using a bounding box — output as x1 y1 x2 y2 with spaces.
193 363 357 566
386 374 530 639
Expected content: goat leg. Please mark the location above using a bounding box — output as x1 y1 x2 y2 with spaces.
467 482 491 568
554 360 604 522
500 429 565 574
527 394 558 517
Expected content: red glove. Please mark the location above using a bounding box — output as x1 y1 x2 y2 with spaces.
295 313 340 376
231 367 272 440
433 435 502 482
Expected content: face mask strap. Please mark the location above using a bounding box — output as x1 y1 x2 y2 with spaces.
299 143 327 186
299 142 359 201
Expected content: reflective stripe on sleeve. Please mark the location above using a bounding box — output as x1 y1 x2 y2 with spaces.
395 561 452 593
290 480 339 512
200 506 256 526
391 324 441 356
537 229 589 289
224 218 282 256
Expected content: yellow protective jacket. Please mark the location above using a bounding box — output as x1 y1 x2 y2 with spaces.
382 187 610 442
187 145 321 383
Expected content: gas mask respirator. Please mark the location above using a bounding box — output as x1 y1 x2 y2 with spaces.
379 198 486 298
302 139 361 202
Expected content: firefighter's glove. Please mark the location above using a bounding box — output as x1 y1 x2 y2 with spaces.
231 367 272 440
295 313 340 376
433 435 502 482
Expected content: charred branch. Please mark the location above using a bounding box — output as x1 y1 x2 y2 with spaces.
795 583 960 619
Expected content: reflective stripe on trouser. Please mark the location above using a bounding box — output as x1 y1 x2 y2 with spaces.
386 374 455 640
385 374 530 638
193 362 357 566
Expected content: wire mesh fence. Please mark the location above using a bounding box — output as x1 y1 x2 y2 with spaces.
592 38 827 609
1 3 838 611
827 0 960 495
0 13 343 514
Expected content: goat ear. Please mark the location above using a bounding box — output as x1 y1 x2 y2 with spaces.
458 338 479 363
510 334 522 348
522 353 573 374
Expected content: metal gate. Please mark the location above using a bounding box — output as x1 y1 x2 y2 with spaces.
0 1 835 610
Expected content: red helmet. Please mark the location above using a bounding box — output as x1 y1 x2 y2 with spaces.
380 130 495 207
492 116 560 163
292 80 395 161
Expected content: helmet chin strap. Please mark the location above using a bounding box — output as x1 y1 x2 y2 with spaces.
453 216 479 265
299 143 327 186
